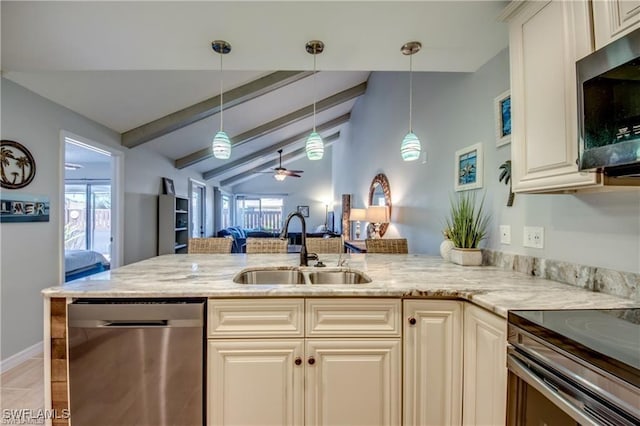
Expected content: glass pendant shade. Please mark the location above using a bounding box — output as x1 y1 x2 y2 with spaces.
306 131 324 160
401 132 421 161
212 130 231 160
274 173 286 182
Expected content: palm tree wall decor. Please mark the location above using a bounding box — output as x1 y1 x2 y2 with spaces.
0 140 36 189
498 160 514 207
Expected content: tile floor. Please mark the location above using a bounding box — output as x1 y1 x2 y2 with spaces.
0 354 45 412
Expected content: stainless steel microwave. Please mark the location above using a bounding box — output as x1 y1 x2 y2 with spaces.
577 28 640 177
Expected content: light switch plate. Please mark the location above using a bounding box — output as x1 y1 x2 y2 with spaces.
499 225 511 244
523 226 544 249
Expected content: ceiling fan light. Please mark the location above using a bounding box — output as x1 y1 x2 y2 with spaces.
306 131 324 160
401 132 421 161
212 130 231 160
274 172 286 182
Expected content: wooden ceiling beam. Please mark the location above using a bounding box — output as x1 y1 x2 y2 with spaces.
220 132 340 187
121 71 313 148
175 82 366 169
202 113 350 180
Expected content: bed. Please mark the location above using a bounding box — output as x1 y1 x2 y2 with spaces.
65 250 110 282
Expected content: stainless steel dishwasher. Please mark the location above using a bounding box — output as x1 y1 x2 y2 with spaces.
68 298 205 426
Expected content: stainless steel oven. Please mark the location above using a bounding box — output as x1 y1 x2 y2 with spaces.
507 309 639 426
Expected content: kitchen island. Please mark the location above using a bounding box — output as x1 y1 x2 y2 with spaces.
42 254 638 426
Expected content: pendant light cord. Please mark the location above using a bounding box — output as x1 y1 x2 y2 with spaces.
219 54 224 132
312 51 317 131
409 53 413 133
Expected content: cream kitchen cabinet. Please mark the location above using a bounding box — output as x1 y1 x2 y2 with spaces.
506 0 599 193
403 300 463 426
207 298 401 426
593 0 640 49
462 304 508 426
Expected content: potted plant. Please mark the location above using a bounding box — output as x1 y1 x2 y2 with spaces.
444 191 490 266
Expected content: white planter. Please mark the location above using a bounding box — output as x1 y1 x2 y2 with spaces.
439 239 456 261
449 248 483 266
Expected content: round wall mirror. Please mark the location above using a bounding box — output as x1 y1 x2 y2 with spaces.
368 173 391 237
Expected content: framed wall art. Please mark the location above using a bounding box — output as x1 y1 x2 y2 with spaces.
455 143 483 191
162 177 175 195
297 205 309 217
1 140 36 189
494 90 511 147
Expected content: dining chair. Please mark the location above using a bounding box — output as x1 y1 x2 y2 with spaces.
365 238 409 254
188 237 233 254
306 237 343 254
245 238 288 254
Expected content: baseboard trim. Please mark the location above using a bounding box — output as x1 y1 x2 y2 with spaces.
0 341 43 374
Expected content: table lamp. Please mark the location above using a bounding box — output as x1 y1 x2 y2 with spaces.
349 208 367 239
366 206 390 239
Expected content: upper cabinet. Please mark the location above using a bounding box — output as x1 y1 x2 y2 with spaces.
503 0 640 193
593 0 640 49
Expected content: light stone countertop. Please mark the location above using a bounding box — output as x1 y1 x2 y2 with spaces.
43 254 639 318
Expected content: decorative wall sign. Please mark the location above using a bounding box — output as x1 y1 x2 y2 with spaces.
0 193 50 222
494 90 511 147
455 143 484 191
1 140 36 189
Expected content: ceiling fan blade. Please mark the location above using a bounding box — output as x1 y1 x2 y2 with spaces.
287 170 304 174
288 173 302 178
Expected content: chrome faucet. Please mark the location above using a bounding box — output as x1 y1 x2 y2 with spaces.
280 211 318 267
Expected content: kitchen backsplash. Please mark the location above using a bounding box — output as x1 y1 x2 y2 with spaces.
483 250 639 301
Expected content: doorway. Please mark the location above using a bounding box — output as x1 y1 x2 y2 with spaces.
61 131 124 281
189 179 206 238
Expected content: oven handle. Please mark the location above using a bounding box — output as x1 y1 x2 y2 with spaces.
507 352 599 426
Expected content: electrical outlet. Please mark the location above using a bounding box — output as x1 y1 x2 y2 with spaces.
499 225 511 244
523 226 544 249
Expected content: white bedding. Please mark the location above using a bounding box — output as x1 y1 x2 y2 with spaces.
65 250 109 273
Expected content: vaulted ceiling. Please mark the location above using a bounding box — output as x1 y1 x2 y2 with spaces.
1 1 509 188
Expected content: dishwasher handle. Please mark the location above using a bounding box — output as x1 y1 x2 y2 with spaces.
105 320 168 327
69 319 202 328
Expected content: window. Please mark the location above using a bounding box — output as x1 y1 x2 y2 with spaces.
221 194 231 229
235 196 284 231
64 182 111 260
190 180 206 238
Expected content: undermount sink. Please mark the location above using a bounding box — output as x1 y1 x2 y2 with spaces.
232 268 307 285
306 270 372 285
232 267 372 285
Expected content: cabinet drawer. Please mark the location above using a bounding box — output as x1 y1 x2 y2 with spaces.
306 299 401 337
208 299 304 338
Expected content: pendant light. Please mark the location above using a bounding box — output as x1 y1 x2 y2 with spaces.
400 41 422 162
305 40 325 160
211 40 232 160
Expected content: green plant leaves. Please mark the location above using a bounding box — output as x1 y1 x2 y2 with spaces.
444 191 490 249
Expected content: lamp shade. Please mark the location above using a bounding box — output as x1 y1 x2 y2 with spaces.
401 131 421 161
349 208 366 221
306 132 324 160
212 131 231 159
366 206 390 223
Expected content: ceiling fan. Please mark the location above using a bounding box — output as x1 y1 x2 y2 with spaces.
262 149 304 181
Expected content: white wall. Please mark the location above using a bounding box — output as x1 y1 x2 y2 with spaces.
1 78 122 360
334 49 640 273
0 78 215 359
230 147 334 233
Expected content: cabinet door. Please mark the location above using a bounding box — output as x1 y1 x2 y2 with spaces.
305 339 401 426
208 340 304 426
462 305 508 426
593 0 640 49
509 0 598 193
403 300 463 426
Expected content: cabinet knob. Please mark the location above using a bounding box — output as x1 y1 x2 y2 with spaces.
294 357 302 366
408 317 417 325
308 357 316 365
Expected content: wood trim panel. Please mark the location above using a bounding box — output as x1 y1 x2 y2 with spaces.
50 298 69 426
